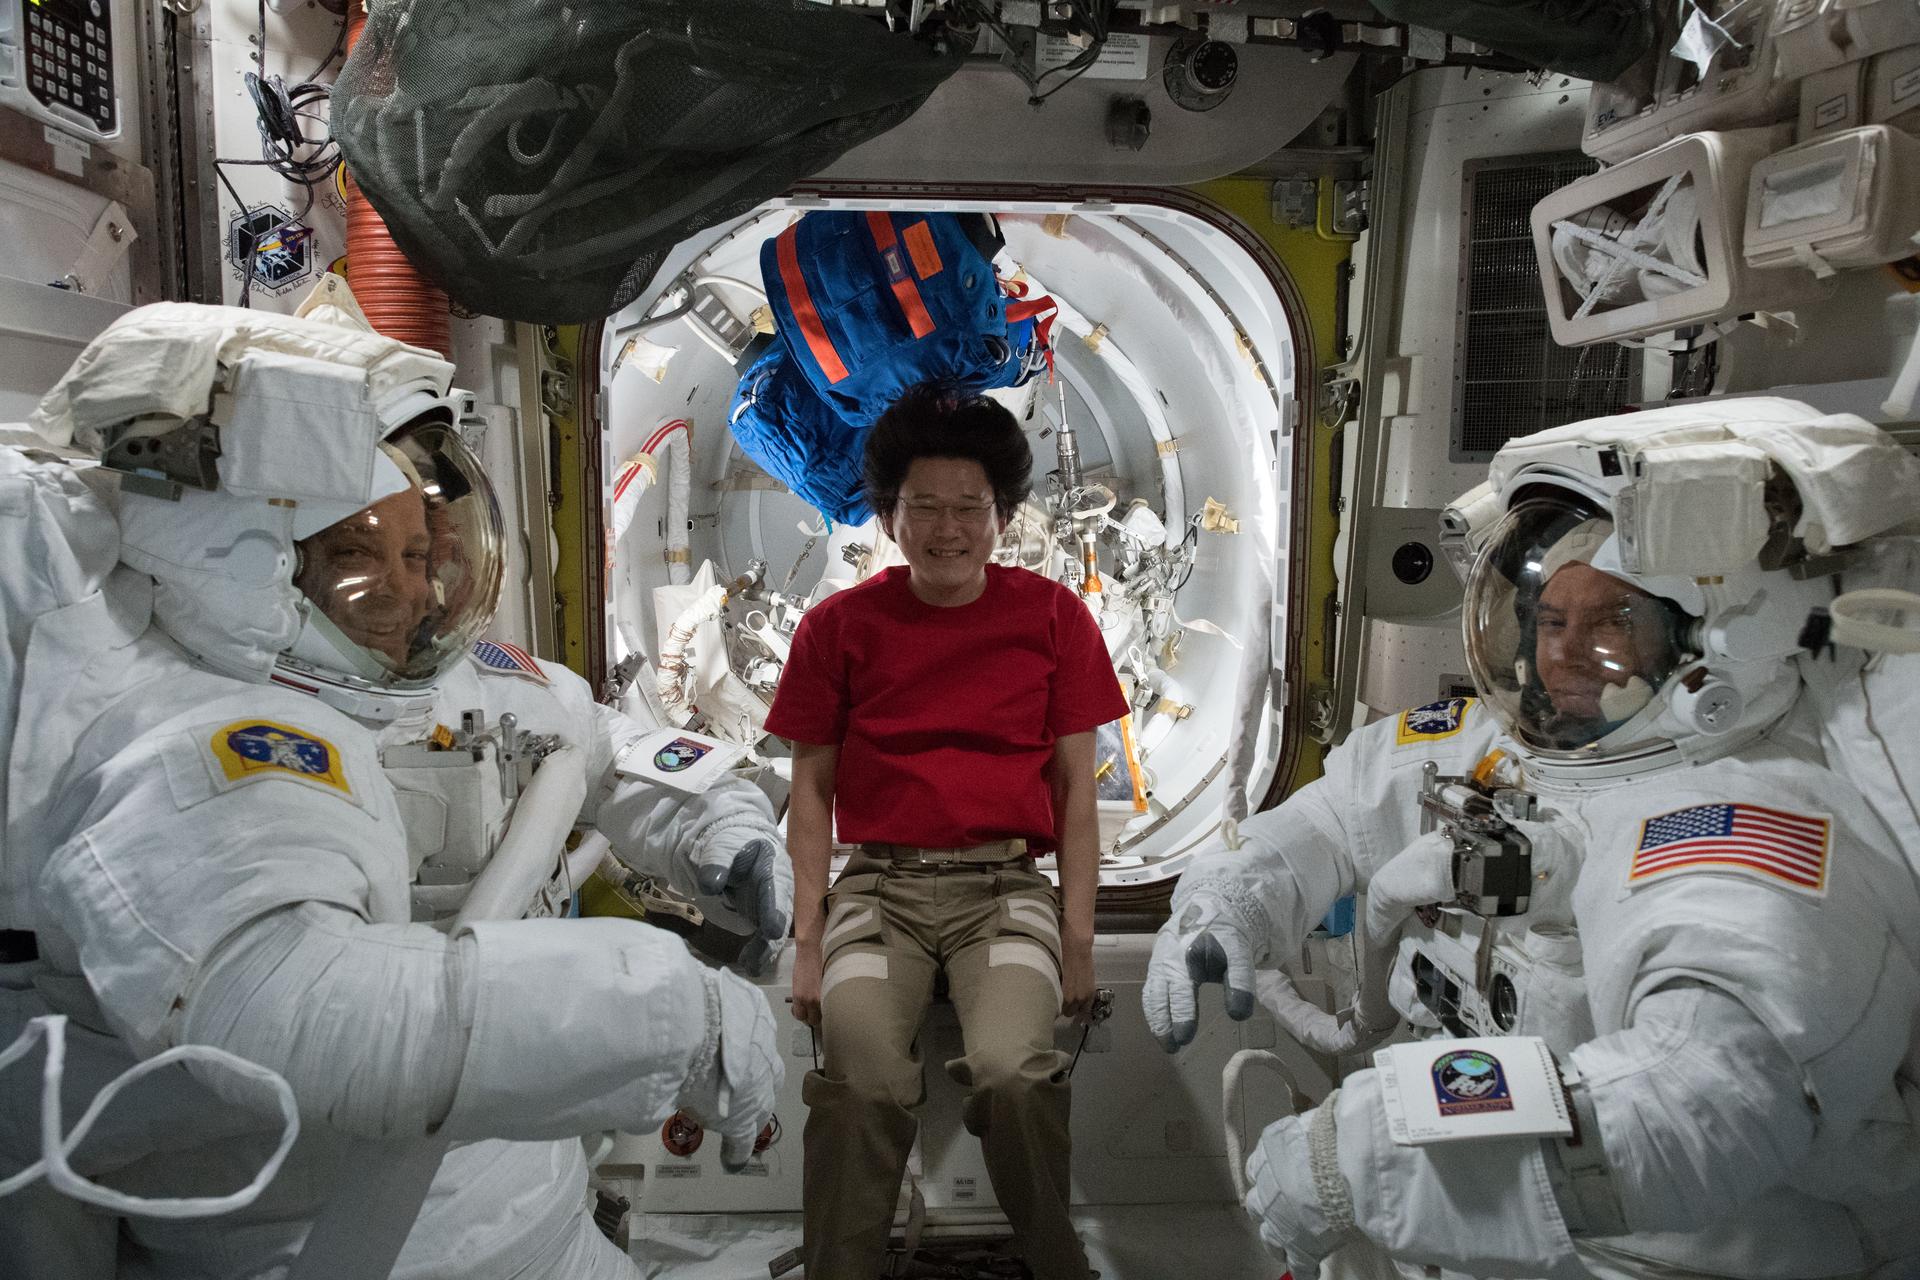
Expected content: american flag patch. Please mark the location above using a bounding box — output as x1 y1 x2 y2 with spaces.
1627 803 1831 896
472 640 548 685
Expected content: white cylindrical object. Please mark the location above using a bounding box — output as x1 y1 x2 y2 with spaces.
660 431 691 587
609 454 657 554
565 830 613 898
457 746 588 928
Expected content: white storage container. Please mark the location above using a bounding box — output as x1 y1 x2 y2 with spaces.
1534 128 1825 345
1774 0 1853 82
1833 0 1920 62
1799 60 1869 139
1745 124 1920 274
1868 43 1920 129
1776 0 1920 79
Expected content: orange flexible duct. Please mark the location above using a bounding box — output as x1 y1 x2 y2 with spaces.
343 3 452 358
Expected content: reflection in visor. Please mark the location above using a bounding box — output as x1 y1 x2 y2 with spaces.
296 486 434 667
1526 562 1684 748
292 418 504 686
1465 500 1696 754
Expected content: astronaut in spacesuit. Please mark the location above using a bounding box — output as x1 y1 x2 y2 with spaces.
0 296 783 1280
1144 399 1920 1279
286 428 793 965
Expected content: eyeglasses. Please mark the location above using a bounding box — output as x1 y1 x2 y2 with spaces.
896 500 997 528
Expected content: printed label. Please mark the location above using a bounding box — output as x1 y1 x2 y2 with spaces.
43 124 89 176
1035 31 1149 80
42 124 90 158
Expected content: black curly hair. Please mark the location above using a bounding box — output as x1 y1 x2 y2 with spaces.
861 381 1032 521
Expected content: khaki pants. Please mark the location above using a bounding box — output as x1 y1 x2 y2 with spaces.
802 852 1089 1280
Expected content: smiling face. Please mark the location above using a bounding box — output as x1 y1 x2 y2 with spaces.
1533 562 1675 724
878 456 1005 607
294 486 434 666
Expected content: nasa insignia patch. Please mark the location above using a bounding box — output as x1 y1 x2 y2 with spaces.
209 720 352 797
1430 1048 1513 1117
1396 696 1474 746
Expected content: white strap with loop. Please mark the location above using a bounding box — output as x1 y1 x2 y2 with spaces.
1828 588 1920 654
0 1014 300 1218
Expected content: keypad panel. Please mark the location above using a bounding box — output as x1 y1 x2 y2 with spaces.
22 0 115 134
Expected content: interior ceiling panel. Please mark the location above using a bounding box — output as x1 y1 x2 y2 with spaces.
821 46 1356 187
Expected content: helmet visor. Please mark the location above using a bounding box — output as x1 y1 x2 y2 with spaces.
1464 499 1694 752
292 418 503 684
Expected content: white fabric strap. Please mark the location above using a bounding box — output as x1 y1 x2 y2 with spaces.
1545 1064 1629 1237
1308 1087 1356 1233
0 1014 299 1219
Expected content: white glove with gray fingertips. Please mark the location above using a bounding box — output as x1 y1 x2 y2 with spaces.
694 834 793 974
1143 889 1261 1052
677 968 785 1172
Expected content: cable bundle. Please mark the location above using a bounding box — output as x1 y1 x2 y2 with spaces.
953 0 1119 105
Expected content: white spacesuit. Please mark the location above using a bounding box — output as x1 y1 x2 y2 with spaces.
388 649 792 961
1145 399 1920 1279
360 644 793 1280
0 296 784 1280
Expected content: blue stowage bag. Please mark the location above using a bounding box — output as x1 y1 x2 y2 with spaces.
762 211 1028 427
728 341 875 528
728 210 1053 527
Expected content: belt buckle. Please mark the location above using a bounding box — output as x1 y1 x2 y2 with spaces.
880 842 1021 869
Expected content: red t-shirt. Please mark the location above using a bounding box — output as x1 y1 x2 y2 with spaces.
765 565 1129 849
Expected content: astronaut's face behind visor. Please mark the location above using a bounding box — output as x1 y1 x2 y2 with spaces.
1466 499 1695 754
1531 563 1681 746
288 418 505 686
295 485 435 666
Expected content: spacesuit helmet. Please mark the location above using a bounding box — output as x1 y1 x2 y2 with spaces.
27 284 504 715
280 411 504 696
1446 398 1920 770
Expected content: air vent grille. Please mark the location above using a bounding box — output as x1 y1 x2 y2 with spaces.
1452 155 1635 461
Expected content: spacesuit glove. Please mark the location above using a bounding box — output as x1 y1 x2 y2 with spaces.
693 833 793 949
1143 888 1262 1052
1244 1095 1360 1279
677 967 784 1173
1329 1068 1590 1279
1254 965 1396 1058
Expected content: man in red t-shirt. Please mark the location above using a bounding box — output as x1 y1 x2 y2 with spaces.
767 383 1127 1280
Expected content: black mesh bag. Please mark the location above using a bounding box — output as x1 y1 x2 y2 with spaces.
333 0 966 323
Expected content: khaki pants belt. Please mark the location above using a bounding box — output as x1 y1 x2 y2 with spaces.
860 839 1029 866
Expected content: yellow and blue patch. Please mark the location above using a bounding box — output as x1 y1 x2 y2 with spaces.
209 720 352 796
1396 697 1475 746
